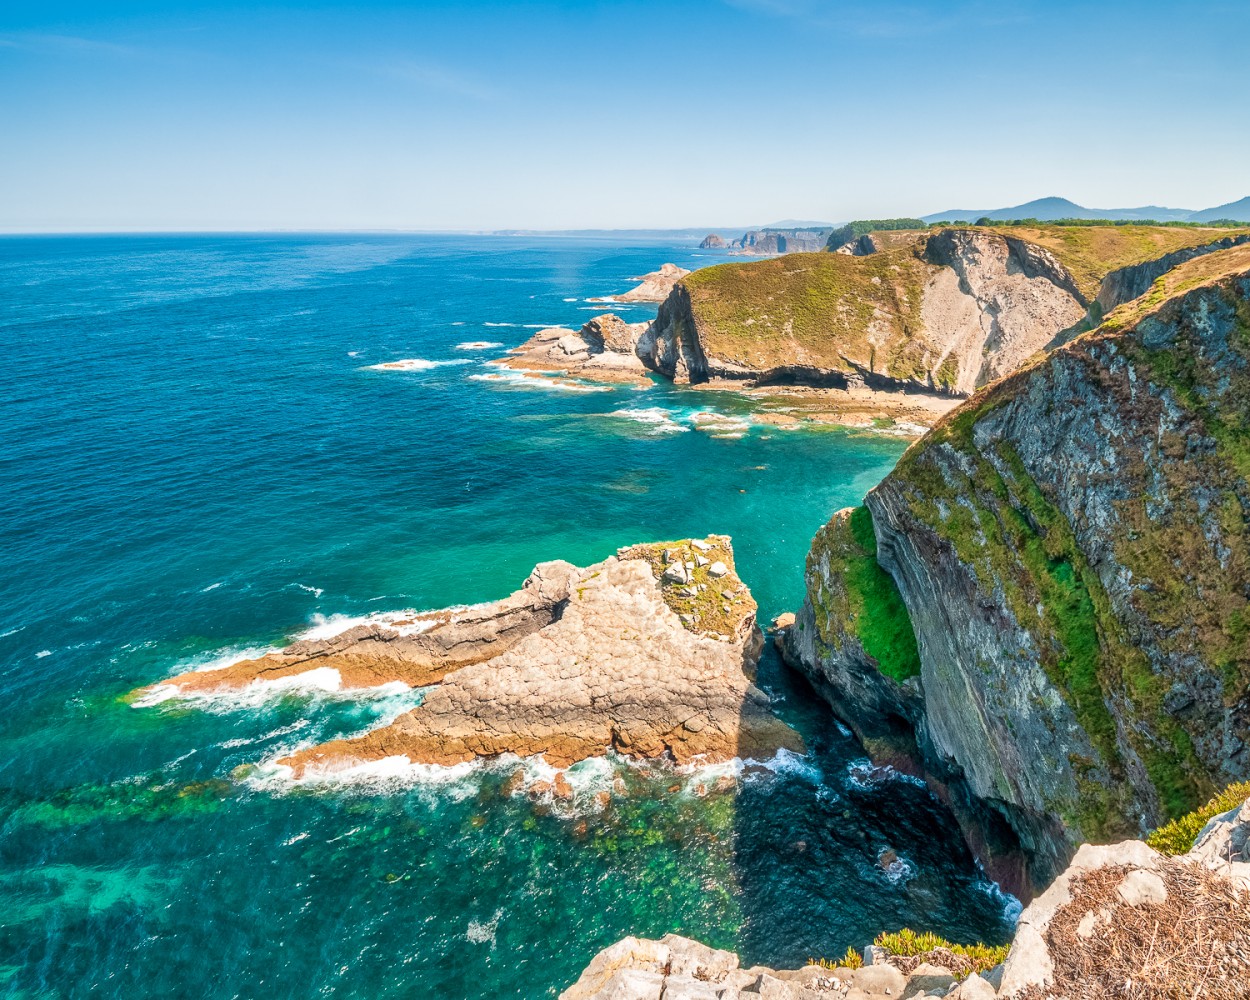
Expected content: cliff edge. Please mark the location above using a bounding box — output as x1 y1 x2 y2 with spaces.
782 245 1250 889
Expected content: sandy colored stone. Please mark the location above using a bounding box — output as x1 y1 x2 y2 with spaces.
213 536 802 775
590 263 690 304
495 314 652 385
138 565 575 697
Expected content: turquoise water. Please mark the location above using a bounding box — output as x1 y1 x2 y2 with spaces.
0 234 1014 998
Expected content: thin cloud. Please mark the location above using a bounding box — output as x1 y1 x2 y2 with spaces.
376 59 501 102
721 0 1032 37
0 32 143 58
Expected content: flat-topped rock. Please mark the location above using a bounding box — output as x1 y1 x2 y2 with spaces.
138 537 801 775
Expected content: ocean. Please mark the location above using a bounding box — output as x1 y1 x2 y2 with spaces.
0 233 1014 998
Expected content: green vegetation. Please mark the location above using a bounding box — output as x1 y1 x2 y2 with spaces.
976 224 1250 301
1146 781 1250 855
619 536 756 640
808 946 864 971
681 246 937 379
808 506 920 683
955 217 1250 230
825 218 926 250
809 930 1008 979
874 928 1008 976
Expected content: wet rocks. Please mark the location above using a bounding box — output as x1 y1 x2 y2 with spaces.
142 537 801 776
494 313 651 384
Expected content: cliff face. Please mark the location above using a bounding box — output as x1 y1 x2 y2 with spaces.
728 228 831 255
644 226 1250 396
1093 232 1250 316
643 229 1086 395
785 247 1250 889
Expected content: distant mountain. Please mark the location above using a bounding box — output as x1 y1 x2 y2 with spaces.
1187 197 1250 223
922 196 1197 224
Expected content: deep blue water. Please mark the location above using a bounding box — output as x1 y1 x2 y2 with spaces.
0 234 1014 998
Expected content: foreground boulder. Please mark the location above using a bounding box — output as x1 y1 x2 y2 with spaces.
560 933 904 1000
140 537 801 774
783 245 1250 890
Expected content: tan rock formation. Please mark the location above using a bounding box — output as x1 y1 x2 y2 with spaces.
138 538 801 776
494 313 651 384
592 263 690 303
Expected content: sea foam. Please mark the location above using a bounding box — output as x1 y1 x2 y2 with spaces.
364 358 474 371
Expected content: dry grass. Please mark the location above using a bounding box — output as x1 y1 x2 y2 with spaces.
680 245 937 377
1017 862 1250 1000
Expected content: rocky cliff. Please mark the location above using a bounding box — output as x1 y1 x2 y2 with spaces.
642 226 1250 397
727 229 832 255
139 537 800 775
641 229 1085 395
782 245 1250 889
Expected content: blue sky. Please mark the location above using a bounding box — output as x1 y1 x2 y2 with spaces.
2 1 1248 231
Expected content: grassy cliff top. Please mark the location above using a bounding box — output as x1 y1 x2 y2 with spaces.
680 244 938 376
1100 242 1250 331
969 224 1250 300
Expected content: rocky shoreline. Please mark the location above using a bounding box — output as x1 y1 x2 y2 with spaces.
561 794 1250 998
139 536 801 776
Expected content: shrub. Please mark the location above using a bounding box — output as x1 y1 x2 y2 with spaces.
1146 781 1250 855
825 218 926 249
874 928 1008 976
808 946 863 970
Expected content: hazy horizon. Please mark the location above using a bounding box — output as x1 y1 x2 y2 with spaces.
4 0 1249 233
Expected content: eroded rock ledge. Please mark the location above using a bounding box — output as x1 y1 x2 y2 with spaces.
139 537 801 775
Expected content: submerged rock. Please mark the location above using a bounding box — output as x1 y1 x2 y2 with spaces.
139 536 801 775
563 795 1250 998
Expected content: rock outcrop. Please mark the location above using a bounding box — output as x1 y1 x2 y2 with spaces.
140 537 801 775
642 225 1250 397
727 229 832 255
700 234 727 249
495 313 652 384
641 229 1086 395
592 263 690 303
783 245 1250 890
560 933 918 1000
996 797 1250 997
562 795 1250 999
